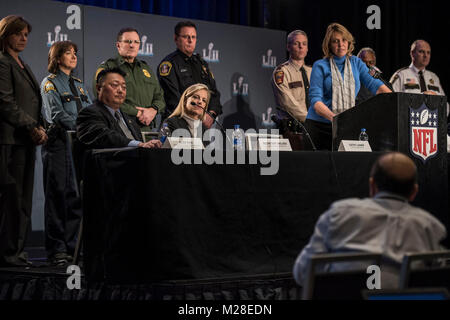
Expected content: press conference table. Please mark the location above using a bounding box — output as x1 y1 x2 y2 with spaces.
82 148 448 283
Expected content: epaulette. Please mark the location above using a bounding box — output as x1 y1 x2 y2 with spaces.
48 74 57 79
162 50 178 61
72 76 82 83
392 66 408 75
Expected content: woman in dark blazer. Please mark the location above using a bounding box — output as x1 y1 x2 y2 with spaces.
0 15 47 267
162 83 211 139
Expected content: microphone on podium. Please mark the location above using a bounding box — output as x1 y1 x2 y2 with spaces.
368 65 394 92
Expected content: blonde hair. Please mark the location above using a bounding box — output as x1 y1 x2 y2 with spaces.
169 83 211 120
322 23 355 58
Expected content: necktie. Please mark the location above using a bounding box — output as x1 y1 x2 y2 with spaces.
300 66 310 109
68 77 83 112
418 70 427 92
114 111 135 140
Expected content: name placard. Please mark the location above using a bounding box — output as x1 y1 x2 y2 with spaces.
258 138 292 151
163 137 204 149
338 140 372 152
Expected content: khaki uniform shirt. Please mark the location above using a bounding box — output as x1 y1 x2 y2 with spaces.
271 59 312 122
390 63 448 115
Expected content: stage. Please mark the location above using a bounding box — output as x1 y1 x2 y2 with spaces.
1 150 447 300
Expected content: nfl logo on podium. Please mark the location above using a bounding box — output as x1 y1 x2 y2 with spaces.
409 103 438 162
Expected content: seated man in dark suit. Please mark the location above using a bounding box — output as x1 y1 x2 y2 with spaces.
77 68 161 149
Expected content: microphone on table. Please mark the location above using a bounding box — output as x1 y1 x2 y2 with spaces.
190 101 232 146
275 106 317 151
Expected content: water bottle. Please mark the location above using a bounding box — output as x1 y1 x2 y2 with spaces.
159 123 171 143
359 128 369 141
232 124 244 150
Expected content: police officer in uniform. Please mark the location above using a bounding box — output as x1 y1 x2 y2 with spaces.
94 27 165 133
390 40 447 99
158 21 222 129
41 41 91 265
272 30 311 138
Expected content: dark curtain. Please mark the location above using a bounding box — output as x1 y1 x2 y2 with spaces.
54 0 266 27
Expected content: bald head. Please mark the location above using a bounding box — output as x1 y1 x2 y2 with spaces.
410 40 431 70
370 152 418 199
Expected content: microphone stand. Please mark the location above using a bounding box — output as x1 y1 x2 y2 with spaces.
370 67 395 92
191 102 233 146
275 106 317 151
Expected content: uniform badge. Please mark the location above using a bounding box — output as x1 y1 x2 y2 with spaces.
275 70 284 85
79 87 86 95
159 61 172 76
143 69 151 78
95 68 105 82
430 78 434 84
409 103 438 162
44 81 55 93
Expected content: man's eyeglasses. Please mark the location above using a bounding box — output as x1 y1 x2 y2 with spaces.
119 40 141 45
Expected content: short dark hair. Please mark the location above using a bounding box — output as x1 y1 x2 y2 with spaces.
174 21 197 36
116 27 139 41
370 153 418 198
96 67 126 86
0 15 32 52
47 41 78 73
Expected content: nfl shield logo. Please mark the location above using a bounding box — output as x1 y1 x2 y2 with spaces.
409 103 438 162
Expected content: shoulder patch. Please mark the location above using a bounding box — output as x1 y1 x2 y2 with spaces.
159 61 172 76
142 69 151 78
44 80 55 93
79 86 87 96
95 67 105 81
274 70 284 85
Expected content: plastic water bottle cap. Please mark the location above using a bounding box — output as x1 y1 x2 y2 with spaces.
234 124 240 129
361 128 366 132
163 123 168 127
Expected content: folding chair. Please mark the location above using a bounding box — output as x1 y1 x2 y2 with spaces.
399 250 450 290
302 252 382 300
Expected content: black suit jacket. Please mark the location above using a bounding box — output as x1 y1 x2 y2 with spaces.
163 116 207 137
0 52 42 145
76 100 142 149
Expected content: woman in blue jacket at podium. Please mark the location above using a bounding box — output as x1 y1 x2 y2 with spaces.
305 23 391 150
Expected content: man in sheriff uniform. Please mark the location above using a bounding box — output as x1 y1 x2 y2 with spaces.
271 30 312 125
158 21 222 128
94 27 165 132
390 40 448 113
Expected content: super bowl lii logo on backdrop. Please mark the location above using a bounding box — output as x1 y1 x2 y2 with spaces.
46 5 81 47
409 103 438 162
202 42 219 63
262 49 276 68
138 35 154 57
233 76 248 96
